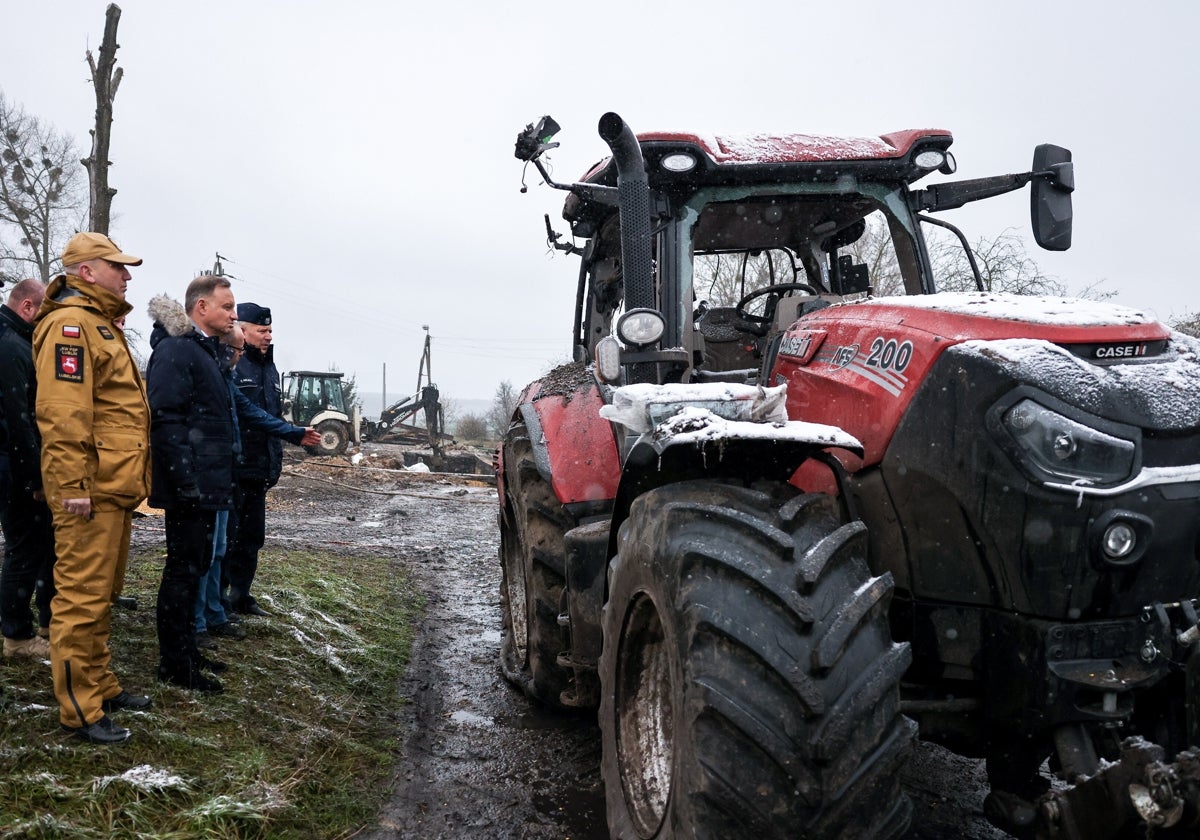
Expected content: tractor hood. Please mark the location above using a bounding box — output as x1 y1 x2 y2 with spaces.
772 292 1194 469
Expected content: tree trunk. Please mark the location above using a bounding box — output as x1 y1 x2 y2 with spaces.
83 4 124 235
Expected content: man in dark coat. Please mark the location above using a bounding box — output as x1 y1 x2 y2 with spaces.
146 275 240 693
224 301 284 616
0 279 56 660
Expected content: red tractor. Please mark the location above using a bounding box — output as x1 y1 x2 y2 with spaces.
499 113 1200 839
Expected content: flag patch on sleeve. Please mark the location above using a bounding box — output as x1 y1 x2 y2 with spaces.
55 344 84 383
62 325 81 338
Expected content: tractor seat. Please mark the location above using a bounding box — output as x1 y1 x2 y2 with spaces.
697 307 749 343
697 307 759 372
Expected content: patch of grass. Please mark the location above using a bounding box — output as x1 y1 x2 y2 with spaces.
0 547 423 839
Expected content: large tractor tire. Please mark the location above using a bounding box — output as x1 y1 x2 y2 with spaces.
600 481 915 840
308 420 349 457
498 421 575 708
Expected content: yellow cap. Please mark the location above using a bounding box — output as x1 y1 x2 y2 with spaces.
61 232 143 267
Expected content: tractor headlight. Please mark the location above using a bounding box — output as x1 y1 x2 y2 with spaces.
1090 510 1152 569
617 309 665 348
1101 521 1137 559
595 335 622 384
1001 398 1137 487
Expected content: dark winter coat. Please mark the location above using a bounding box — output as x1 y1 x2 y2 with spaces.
0 304 41 494
146 299 237 511
232 344 286 485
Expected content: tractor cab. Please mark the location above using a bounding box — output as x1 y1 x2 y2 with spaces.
281 370 358 456
515 115 1072 390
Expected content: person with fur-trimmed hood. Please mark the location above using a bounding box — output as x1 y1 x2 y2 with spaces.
146 284 316 694
146 276 239 694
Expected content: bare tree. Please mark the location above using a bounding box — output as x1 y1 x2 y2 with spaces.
1171 313 1200 339
929 228 1066 296
83 4 125 234
487 380 519 438
455 413 489 442
691 211 1088 318
0 93 86 284
438 394 460 431
694 250 805 308
336 369 361 411
845 212 904 296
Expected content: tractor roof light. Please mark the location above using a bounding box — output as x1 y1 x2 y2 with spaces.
913 148 956 175
661 152 697 173
914 149 946 170
617 309 666 349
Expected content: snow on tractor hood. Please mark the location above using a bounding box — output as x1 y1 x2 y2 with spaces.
600 382 862 454
857 291 1155 327
955 331 1200 431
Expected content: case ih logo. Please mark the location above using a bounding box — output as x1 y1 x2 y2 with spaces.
830 344 860 369
779 333 813 358
1094 344 1147 359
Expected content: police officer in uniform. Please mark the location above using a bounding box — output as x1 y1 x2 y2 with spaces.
33 233 152 744
224 302 284 616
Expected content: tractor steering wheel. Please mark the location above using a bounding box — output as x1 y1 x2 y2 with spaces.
735 282 821 325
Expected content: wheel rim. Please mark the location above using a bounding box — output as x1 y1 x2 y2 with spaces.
502 522 529 662
615 592 673 837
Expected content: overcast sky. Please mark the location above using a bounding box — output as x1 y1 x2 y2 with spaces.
2 1 1196 404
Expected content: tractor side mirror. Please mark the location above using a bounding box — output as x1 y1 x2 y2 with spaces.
514 116 561 162
1031 144 1073 251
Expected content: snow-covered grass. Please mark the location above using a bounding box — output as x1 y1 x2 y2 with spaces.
0 547 423 838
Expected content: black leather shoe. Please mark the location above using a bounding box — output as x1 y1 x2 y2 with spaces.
62 714 131 744
102 690 152 713
234 600 269 617
158 664 223 693
196 653 228 674
195 631 218 649
209 621 246 640
113 596 138 611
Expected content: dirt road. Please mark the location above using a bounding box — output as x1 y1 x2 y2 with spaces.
270 453 1007 839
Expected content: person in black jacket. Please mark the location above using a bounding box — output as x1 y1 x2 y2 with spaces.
146 276 241 693
224 302 285 616
0 279 56 660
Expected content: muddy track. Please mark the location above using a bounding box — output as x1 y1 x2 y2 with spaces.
263 456 1007 839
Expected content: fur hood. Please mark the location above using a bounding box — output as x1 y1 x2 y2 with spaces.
147 294 192 339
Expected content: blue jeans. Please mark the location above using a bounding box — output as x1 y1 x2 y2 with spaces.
194 510 230 633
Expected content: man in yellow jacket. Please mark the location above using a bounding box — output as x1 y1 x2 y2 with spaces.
33 232 153 744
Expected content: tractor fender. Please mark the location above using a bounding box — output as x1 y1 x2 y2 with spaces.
606 410 863 562
307 409 351 429
507 375 622 509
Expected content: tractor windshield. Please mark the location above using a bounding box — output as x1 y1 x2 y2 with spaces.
681 183 927 312
283 373 348 427
676 183 928 377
